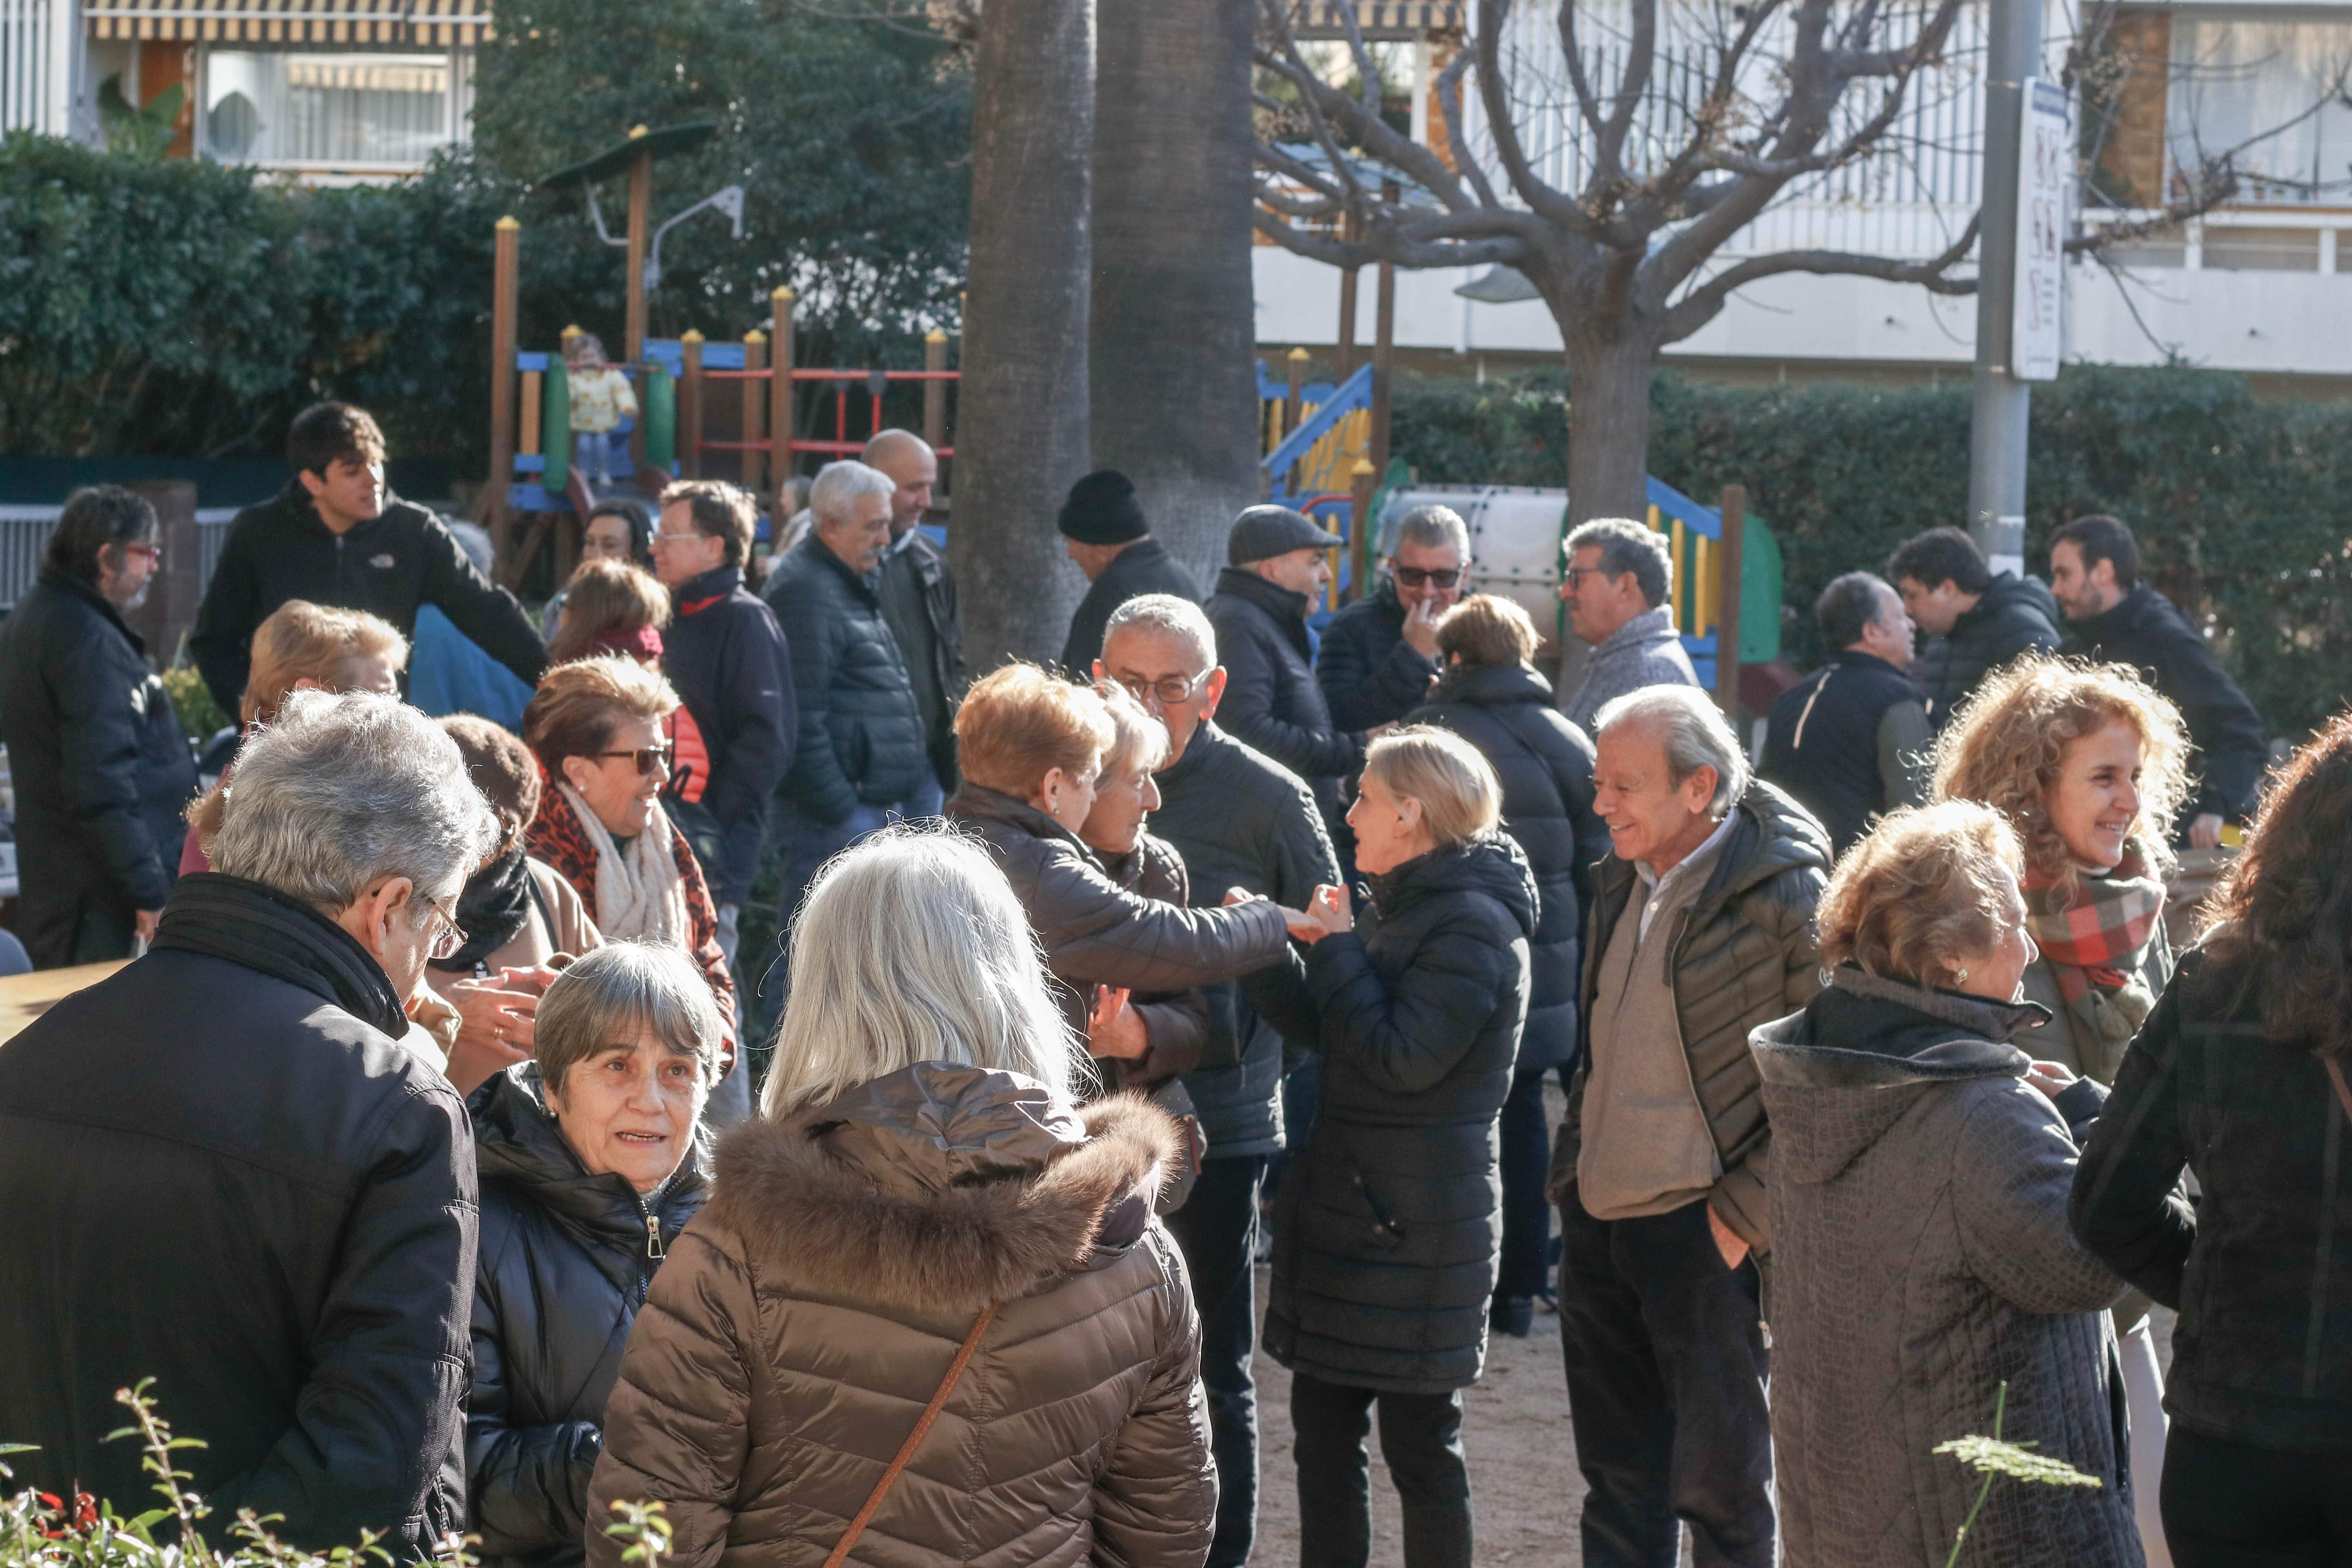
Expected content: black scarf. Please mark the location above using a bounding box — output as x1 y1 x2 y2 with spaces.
152 872 407 1036
431 847 536 973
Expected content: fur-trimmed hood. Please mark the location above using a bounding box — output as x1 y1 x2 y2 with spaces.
706 1061 1181 1314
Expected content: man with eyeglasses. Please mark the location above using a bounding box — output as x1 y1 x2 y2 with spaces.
1557 516 1699 737
1316 503 1471 732
1098 593 1340 1568
0 485 198 966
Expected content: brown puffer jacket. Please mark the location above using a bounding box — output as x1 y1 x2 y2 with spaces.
1551 780 1831 1253
584 1063 1215 1568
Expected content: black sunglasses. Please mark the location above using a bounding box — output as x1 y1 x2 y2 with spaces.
596 745 675 777
1394 566 1461 589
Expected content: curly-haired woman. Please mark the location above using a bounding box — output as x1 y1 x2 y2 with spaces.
1933 655 2194 1563
2074 713 2352 1568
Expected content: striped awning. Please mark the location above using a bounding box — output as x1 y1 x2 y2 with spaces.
1290 2 1462 38
85 0 492 46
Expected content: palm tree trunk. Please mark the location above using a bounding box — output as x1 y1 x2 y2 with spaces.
1087 0 1260 588
951 0 1097 670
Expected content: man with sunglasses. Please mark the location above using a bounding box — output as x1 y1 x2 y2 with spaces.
0 485 198 966
1316 503 1471 732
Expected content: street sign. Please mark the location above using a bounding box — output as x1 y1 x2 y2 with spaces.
2013 78 2070 381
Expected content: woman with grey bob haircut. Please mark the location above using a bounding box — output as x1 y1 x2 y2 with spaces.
1593 683 1749 817
466 941 720 1568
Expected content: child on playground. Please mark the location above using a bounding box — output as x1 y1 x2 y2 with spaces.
564 333 637 488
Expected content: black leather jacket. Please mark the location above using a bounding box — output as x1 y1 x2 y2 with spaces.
466 1067 711 1568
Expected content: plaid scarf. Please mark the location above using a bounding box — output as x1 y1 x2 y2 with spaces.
2022 848 2167 1071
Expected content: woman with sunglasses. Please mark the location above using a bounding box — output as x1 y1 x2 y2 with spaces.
523 657 737 1081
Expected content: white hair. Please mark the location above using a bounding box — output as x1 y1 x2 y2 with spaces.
808 459 897 526
1594 684 1749 817
211 688 499 914
536 940 724 1102
760 824 1081 1118
1393 503 1470 563
1102 592 1218 672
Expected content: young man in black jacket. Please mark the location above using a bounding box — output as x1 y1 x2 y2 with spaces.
190 402 546 715
1887 525 2060 728
1315 502 1467 731
0 487 198 966
0 691 494 1554
2052 514 2269 848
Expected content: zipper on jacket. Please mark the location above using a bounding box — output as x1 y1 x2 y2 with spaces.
643 1210 665 1262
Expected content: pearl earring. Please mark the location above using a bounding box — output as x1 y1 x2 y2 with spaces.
1953 967 1969 984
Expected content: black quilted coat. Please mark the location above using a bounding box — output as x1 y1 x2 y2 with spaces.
761 532 926 823
1261 833 1537 1394
465 1067 711 1568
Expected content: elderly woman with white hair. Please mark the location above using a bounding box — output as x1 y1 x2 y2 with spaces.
586 828 1214 1568
0 689 498 1555
1251 725 1536 1568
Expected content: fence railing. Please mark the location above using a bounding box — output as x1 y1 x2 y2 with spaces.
0 506 237 612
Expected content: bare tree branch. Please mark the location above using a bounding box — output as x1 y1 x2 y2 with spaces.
1661 210 1984 342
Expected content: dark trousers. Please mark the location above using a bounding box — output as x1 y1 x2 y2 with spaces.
1496 1066 1557 1299
2163 1426 2352 1567
1290 1372 1472 1568
1557 1189 1774 1568
1164 1153 1269 1568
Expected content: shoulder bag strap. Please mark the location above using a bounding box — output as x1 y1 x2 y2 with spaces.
821 1302 999 1568
2326 1054 2352 1127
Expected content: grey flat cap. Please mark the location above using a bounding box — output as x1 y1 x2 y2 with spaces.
1227 505 1344 566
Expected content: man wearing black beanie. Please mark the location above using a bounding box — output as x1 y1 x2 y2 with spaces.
1058 469 1203 673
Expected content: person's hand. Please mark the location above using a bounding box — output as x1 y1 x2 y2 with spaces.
1087 986 1150 1061
1221 886 1263 907
1401 592 1444 657
447 977 540 1060
494 963 563 998
133 909 161 944
1287 883 1353 945
1708 1205 1750 1272
2188 812 2225 850
2025 1060 2079 1100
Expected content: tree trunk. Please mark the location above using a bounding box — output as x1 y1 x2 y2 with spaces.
1562 332 1657 526
951 0 1096 670
1088 0 1261 588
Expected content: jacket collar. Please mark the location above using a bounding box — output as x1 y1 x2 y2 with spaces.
1157 718 1237 796
152 872 407 1036
1751 965 2049 1091
1368 832 1540 937
675 564 742 615
470 1064 711 1265
1594 605 1681 657
791 531 883 599
276 477 396 544
1833 648 1911 679
945 782 1108 866
1428 660 1553 708
36 569 147 657
1105 536 1171 577
2071 581 2161 644
1215 566 1313 628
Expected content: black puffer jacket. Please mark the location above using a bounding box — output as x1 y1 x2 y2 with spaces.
2072 947 2352 1457
1261 834 1537 1394
762 533 926 824
1914 571 2061 728
189 482 546 715
946 784 1292 1045
1316 577 1439 732
1205 568 1363 824
1554 781 1832 1254
0 571 197 964
1061 537 1201 675
2062 583 2269 823
1411 662 1609 1073
465 1067 711 1568
0 873 472 1553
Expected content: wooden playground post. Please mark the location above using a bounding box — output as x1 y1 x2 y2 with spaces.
679 330 704 480
625 127 653 473
1716 485 1746 719
769 287 794 506
1336 209 1359 376
923 329 949 451
1349 459 1377 606
487 215 520 558
1284 346 1308 436
1371 181 1397 477
740 330 768 494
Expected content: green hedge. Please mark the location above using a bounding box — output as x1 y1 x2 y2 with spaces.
1391 364 2352 740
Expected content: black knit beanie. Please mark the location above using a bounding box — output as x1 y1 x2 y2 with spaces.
1057 470 1149 545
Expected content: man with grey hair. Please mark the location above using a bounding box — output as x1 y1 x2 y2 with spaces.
1760 571 1930 855
1315 502 1471 731
1557 517 1699 735
760 459 928 959
0 689 497 1555
1548 683 1829 1568
862 428 964 809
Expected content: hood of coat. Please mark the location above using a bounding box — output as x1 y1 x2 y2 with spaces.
1752 966 2049 1183
1961 570 2062 634
1427 660 1552 710
470 1063 711 1274
1370 831 1540 940
708 1062 1182 1314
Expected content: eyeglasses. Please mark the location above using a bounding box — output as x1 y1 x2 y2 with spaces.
421 892 468 962
1393 565 1461 589
1563 565 1620 590
597 745 675 777
650 530 706 548
1114 670 1212 708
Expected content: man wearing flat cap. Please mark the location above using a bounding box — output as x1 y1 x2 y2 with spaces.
1058 470 1203 674
1203 505 1362 847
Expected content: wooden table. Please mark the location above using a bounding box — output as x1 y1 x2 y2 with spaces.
0 960 127 1045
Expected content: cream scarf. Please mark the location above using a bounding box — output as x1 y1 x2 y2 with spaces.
557 781 689 944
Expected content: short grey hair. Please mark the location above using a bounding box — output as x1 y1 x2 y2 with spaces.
1394 504 1470 563
761 824 1080 1118
211 689 499 914
537 941 723 1103
1594 684 1749 817
809 459 896 526
1102 592 1218 673
1566 518 1672 608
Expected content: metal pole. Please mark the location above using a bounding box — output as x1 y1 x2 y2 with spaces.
1715 485 1746 719
680 330 705 479
1966 0 2039 577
